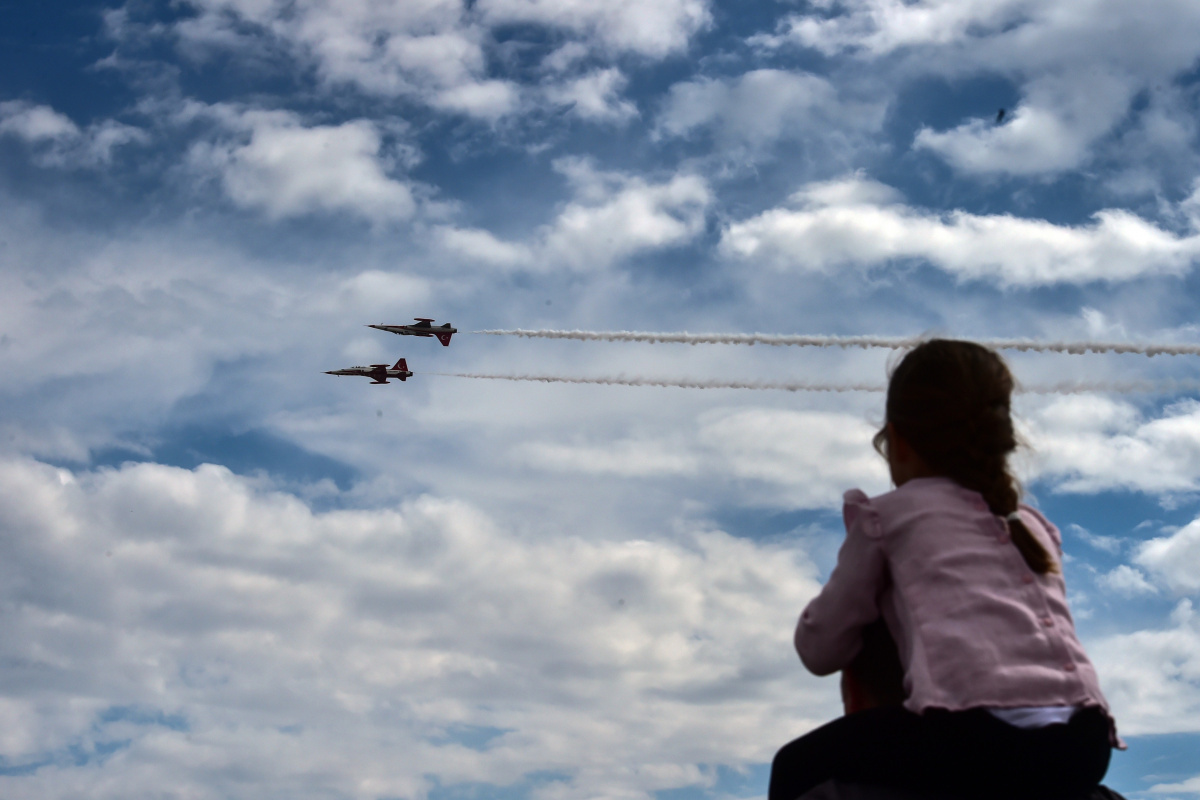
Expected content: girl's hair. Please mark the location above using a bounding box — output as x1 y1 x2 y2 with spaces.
872 339 1058 575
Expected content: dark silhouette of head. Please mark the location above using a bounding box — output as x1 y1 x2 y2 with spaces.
874 339 1057 574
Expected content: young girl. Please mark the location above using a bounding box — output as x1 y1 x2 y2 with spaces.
769 339 1123 800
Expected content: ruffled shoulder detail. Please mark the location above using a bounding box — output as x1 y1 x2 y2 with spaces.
843 488 883 539
1020 503 1062 550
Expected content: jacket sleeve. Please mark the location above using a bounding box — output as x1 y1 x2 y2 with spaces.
795 489 888 676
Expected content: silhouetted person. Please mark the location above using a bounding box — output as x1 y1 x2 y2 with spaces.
769 340 1123 800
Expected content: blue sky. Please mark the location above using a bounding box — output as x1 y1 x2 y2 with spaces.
3 0 1200 797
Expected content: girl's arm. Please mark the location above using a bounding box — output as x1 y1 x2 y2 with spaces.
840 618 905 713
795 489 888 676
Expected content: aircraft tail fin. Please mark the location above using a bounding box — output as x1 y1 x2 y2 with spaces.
436 331 453 346
394 357 409 380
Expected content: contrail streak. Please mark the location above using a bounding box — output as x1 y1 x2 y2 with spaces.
475 329 1200 357
424 372 885 392
423 372 1200 395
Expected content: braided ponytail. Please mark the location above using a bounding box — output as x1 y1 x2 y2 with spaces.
880 340 1058 575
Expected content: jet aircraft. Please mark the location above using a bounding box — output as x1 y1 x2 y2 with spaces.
325 357 412 384
368 318 457 346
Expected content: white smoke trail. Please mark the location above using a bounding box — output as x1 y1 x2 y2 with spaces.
424 372 885 392
424 372 1200 395
475 329 1200 357
1030 379 1200 394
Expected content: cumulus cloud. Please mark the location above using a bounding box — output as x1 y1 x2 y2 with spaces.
1145 773 1200 795
517 407 889 508
1023 396 1200 495
479 0 711 59
186 107 417 224
518 438 701 477
0 100 147 167
543 68 638 122
435 158 711 271
719 173 1200 286
913 76 1137 176
758 0 1200 177
0 202 437 463
150 0 707 121
0 457 829 799
164 0 519 120
434 226 535 268
1067 524 1124 555
757 0 1029 57
1090 599 1200 736
656 69 884 157
1136 520 1200 594
1097 565 1158 597
541 158 711 270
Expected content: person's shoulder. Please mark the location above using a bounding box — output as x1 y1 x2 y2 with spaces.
866 477 969 515
842 488 882 538
843 480 941 537
1017 502 1063 549
797 781 1129 800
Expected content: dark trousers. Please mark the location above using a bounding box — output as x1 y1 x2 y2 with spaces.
769 706 1112 800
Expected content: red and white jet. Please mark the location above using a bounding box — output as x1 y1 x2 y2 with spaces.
325 357 412 384
368 318 457 346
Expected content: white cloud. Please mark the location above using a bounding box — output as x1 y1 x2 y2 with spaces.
656 69 884 157
478 0 711 59
1097 565 1158 597
1137 520 1200 594
541 158 711 270
1146 773 1200 796
155 0 708 121
1090 599 1200 736
719 173 1200 286
0 101 147 167
517 438 701 477
435 226 535 268
759 0 1029 57
437 159 711 272
759 0 1200 177
0 101 78 140
695 407 888 507
187 108 417 224
517 407 889 508
1066 524 1124 555
325 270 433 317
1023 396 1200 495
544 68 638 122
0 456 831 799
913 76 1136 176
163 0 519 120
0 201 440 462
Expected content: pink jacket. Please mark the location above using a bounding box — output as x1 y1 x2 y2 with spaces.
795 477 1122 747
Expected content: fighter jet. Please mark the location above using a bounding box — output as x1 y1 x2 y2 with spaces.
368 318 457 346
325 357 412 384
